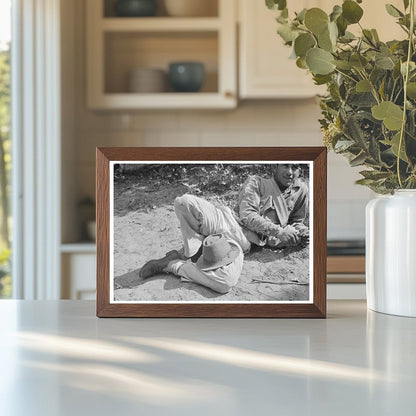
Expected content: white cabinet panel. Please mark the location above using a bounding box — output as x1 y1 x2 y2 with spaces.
238 0 404 99
62 253 96 300
239 0 326 99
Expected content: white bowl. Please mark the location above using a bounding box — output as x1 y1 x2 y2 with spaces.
164 0 217 17
128 68 167 93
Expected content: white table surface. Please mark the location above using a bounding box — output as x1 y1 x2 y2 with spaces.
0 300 415 416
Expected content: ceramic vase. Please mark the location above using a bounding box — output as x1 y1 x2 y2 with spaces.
366 190 416 317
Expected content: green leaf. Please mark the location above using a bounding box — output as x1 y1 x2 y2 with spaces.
276 14 287 24
313 74 332 85
356 79 372 92
350 152 367 167
306 48 335 75
401 61 416 76
399 14 411 29
372 101 404 130
375 55 395 70
318 27 334 52
407 82 416 99
403 0 410 10
333 60 353 70
296 57 308 69
342 0 364 24
328 21 338 44
369 136 382 163
277 23 298 43
408 109 416 137
393 60 402 79
339 31 356 43
294 33 316 58
355 178 378 186
378 78 386 100
390 132 409 162
348 92 377 107
371 29 380 42
336 15 348 36
266 0 287 11
304 8 329 35
344 115 367 147
296 8 307 23
330 5 342 22
289 44 297 59
385 4 404 18
334 139 355 151
363 29 376 46
350 54 368 70
360 170 391 181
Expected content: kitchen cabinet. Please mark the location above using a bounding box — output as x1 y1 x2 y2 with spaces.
60 250 365 300
61 244 96 300
86 0 237 109
238 0 325 99
238 0 404 99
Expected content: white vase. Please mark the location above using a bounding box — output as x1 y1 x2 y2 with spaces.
366 189 416 317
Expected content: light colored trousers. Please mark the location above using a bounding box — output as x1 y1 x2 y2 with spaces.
165 194 250 294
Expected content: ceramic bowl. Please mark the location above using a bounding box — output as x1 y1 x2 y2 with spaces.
114 0 158 17
128 68 167 93
164 0 217 17
168 62 205 92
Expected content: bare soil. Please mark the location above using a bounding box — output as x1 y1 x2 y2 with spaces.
113 172 310 302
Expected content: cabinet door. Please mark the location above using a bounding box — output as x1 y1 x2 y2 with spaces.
239 0 326 99
239 0 404 99
62 253 96 300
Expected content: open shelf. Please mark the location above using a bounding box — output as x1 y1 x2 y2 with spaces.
104 31 218 94
86 0 236 109
103 0 219 18
101 17 221 31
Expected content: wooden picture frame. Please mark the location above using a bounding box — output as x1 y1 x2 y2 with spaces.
96 147 327 318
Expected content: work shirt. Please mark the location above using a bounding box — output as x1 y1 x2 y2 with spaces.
236 175 308 246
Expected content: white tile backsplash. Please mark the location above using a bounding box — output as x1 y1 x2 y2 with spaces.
328 199 369 240
75 100 370 240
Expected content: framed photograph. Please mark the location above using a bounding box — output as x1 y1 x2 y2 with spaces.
96 147 327 318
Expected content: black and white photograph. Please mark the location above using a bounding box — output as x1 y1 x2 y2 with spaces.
110 161 313 303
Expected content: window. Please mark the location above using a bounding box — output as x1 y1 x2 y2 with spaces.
0 0 11 298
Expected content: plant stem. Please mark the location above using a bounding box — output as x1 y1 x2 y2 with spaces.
358 69 381 104
334 68 358 84
397 0 415 188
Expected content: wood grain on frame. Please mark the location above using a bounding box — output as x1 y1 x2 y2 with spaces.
96 147 327 318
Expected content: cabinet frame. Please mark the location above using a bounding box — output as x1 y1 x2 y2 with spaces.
86 0 237 109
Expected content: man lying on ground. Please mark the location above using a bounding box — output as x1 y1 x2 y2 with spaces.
139 164 309 293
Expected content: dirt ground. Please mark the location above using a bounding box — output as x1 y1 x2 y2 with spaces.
113 171 310 302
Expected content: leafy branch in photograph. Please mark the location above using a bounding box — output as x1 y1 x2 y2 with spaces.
115 163 309 211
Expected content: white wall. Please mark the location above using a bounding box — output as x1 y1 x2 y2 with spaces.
62 0 374 243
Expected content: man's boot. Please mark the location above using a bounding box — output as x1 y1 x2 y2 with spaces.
139 250 182 279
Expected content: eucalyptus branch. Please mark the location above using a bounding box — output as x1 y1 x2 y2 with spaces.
393 85 404 103
358 69 381 104
397 0 415 188
390 79 398 101
334 68 359 84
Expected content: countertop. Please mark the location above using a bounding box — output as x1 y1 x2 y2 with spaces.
0 300 415 415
